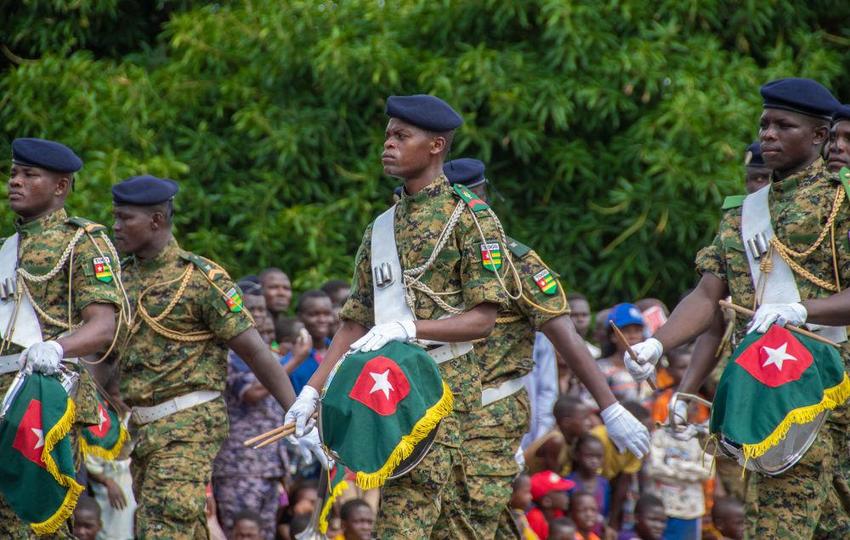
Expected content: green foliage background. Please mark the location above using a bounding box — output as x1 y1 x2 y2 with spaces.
2 0 850 307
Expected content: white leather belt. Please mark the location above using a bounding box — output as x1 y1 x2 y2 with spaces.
427 342 473 364
0 354 79 375
481 377 526 406
131 390 220 426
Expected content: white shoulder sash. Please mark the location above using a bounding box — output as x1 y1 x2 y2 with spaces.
0 234 43 347
370 206 415 325
741 184 846 343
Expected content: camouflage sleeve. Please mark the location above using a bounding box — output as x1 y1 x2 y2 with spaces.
458 209 510 309
694 232 727 282
72 230 122 312
199 270 254 342
339 223 374 328
516 251 571 330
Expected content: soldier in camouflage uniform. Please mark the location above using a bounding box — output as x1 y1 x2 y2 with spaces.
0 138 124 539
443 158 650 539
627 79 850 539
285 95 511 539
110 175 310 540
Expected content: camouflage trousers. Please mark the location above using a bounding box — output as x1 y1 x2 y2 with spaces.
213 475 280 540
378 414 479 539
461 390 530 540
745 418 850 539
131 400 228 540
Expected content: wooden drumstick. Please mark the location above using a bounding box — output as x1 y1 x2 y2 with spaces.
610 321 658 391
719 300 838 348
252 423 297 449
243 412 318 447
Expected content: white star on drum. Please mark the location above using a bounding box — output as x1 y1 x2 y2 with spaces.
369 369 395 400
761 342 797 371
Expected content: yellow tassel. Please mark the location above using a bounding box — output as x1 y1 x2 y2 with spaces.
318 479 350 534
354 382 454 490
31 397 85 535
79 425 129 461
741 373 850 460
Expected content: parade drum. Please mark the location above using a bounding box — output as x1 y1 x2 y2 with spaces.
318 341 453 489
709 325 850 476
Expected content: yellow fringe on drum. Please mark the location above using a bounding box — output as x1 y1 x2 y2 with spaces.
355 382 454 490
742 373 850 461
79 424 129 461
318 478 349 534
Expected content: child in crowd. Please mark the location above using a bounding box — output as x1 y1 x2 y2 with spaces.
285 290 334 393
72 496 102 540
646 401 714 540
511 473 539 539
567 433 611 519
598 304 645 401
571 492 602 540
337 498 375 540
527 396 594 475
275 318 306 357
617 494 667 540
650 347 709 425
276 480 319 540
527 471 575 539
709 497 744 540
548 517 577 540
231 510 264 540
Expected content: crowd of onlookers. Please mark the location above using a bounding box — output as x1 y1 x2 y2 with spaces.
70 268 745 540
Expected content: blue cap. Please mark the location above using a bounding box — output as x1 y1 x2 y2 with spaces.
833 104 850 124
11 138 82 173
745 141 766 167
444 158 486 187
386 95 463 132
112 175 179 206
760 78 839 120
608 303 645 328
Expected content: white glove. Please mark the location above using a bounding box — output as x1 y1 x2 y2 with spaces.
600 402 650 458
297 429 331 470
285 386 319 437
748 302 807 334
666 395 700 441
22 341 63 375
624 338 663 382
350 321 416 352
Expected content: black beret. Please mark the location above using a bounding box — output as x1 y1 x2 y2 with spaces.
760 78 839 120
444 158 486 187
385 95 462 131
11 138 82 173
744 141 766 168
833 104 850 124
112 175 179 206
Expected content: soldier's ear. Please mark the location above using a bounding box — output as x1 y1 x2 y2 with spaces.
430 135 447 156
150 211 166 230
53 174 71 198
812 123 829 146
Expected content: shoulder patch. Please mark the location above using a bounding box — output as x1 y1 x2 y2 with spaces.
452 184 489 212
179 251 225 280
66 216 106 233
506 237 532 258
721 195 745 210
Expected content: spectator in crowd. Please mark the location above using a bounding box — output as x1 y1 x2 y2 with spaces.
569 292 601 358
617 494 667 540
85 448 136 540
522 331 560 449
275 317 306 357
650 347 709 426
646 400 714 540
325 515 343 539
336 498 375 540
285 514 311 540
510 473 540 539
598 304 645 402
571 491 602 540
276 480 319 540
527 471 575 539
260 267 293 318
526 396 594 475
590 400 650 531
567 434 611 521
548 517 577 540
231 510 264 540
286 290 334 393
213 282 290 538
321 279 351 336
72 496 102 540
592 307 613 357
709 497 744 540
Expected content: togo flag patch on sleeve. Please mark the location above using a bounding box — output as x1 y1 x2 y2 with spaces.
533 269 558 295
224 287 243 313
92 257 113 283
480 242 502 271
